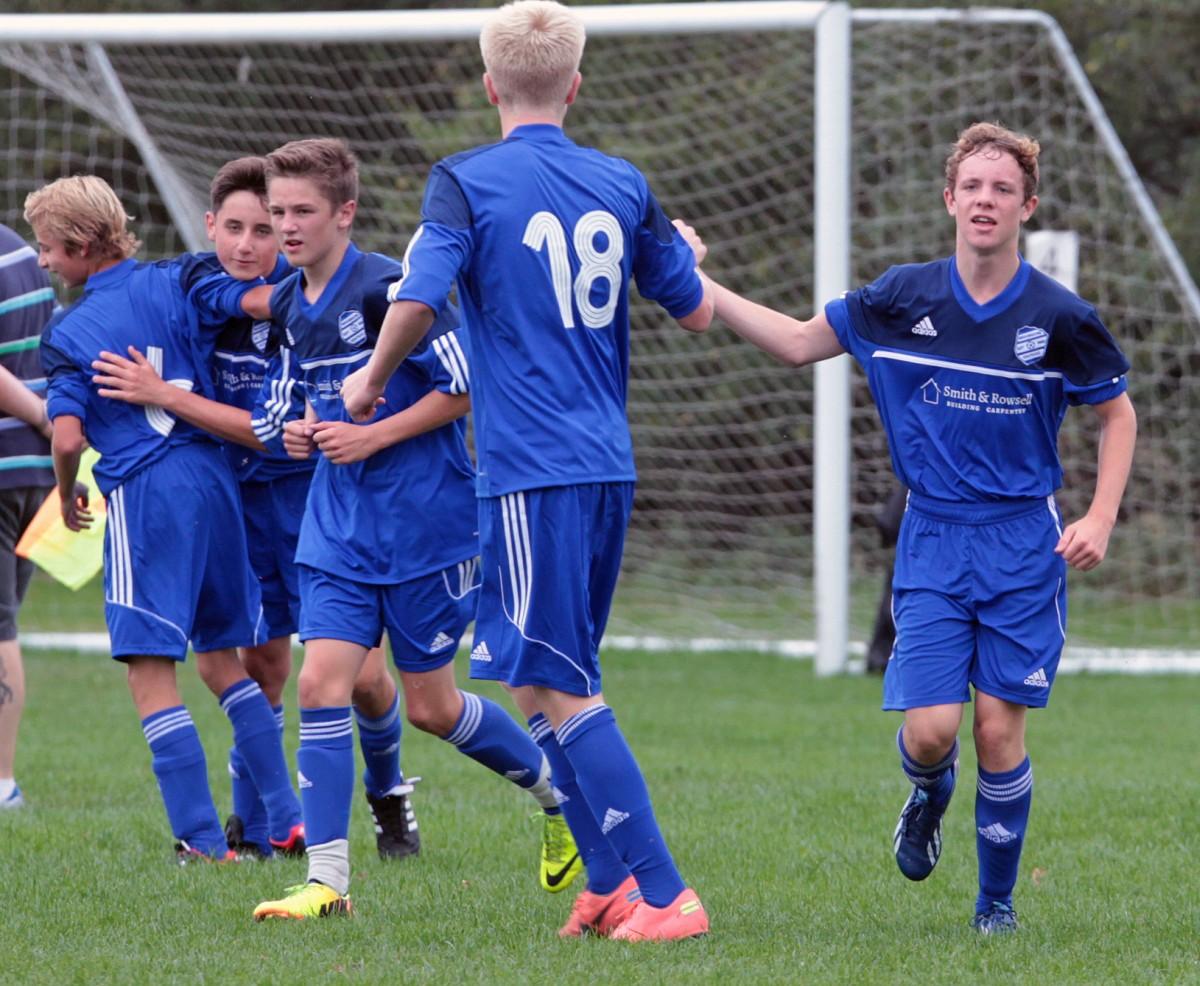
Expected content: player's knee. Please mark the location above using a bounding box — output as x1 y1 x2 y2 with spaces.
905 721 958 763
240 640 292 699
972 715 1019 760
405 698 456 738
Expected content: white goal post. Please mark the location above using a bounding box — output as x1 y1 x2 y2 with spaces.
1 2 1196 675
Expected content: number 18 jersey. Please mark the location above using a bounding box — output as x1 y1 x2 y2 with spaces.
391 123 704 497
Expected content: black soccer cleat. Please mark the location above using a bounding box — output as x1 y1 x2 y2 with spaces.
224 813 271 861
365 778 421 860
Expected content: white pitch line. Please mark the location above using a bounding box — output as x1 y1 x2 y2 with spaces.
22 632 1200 675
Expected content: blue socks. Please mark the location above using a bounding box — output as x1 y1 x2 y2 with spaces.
556 704 685 907
228 703 286 854
444 691 543 789
219 680 302 842
356 691 404 797
976 757 1033 912
897 727 959 808
529 713 629 895
297 706 354 847
143 706 225 855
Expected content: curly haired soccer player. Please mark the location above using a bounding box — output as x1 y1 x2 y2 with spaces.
680 122 1137 934
343 0 715 942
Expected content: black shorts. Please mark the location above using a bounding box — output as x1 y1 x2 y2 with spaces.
0 486 52 641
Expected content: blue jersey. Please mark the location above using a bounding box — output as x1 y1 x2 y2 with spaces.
0 225 55 489
251 243 475 584
177 252 313 484
41 259 216 496
391 123 704 497
825 256 1129 503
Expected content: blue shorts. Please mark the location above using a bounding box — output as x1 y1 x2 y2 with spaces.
470 482 633 697
297 558 478 673
883 493 1067 711
104 442 264 661
240 472 311 639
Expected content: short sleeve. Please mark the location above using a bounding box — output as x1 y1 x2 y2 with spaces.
387 221 471 313
41 330 88 422
1047 307 1130 406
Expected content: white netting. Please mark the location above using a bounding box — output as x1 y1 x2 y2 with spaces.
1 12 1195 651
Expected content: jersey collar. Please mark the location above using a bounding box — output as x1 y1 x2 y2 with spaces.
506 123 571 144
948 255 1031 324
298 242 361 319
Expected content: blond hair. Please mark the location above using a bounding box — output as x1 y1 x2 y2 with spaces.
945 122 1040 202
23 175 140 260
265 138 358 209
480 0 585 111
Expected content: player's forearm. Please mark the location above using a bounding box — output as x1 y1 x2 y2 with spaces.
240 284 273 321
677 278 715 333
366 301 436 390
51 416 85 501
1085 393 1137 526
708 276 841 367
161 389 264 451
370 391 470 451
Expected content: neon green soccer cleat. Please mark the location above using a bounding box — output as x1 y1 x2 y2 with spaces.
539 811 583 893
253 882 352 921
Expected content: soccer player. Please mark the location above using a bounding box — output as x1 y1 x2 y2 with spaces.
29 175 301 862
342 0 715 941
0 223 56 810
91 157 415 861
682 122 1137 934
249 138 567 921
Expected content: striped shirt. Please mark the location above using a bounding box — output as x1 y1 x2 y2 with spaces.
0 225 54 489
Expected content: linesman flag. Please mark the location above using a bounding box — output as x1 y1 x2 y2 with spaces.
16 448 105 590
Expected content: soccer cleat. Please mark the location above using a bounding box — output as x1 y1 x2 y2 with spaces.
224 814 271 861
268 822 306 858
558 875 643 938
609 887 709 942
253 882 352 921
175 840 238 865
893 761 958 881
971 901 1019 935
539 811 582 893
365 779 420 860
0 784 24 810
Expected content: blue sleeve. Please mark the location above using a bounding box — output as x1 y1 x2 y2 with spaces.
388 165 474 311
630 189 705 319
41 331 88 422
250 346 305 452
1049 307 1131 406
363 255 405 339
825 267 902 367
189 269 261 325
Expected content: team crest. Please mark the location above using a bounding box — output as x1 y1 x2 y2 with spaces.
338 309 367 346
251 320 271 353
1013 325 1049 366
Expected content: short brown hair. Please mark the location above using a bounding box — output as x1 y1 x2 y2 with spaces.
210 156 268 213
23 175 140 260
265 138 358 209
480 0 585 111
945 122 1040 202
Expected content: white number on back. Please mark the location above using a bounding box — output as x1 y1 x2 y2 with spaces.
523 210 624 329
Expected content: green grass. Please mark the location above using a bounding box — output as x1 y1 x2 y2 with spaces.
3 648 1197 985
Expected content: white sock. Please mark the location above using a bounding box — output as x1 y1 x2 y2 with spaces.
0 778 15 800
306 838 351 895
526 755 559 811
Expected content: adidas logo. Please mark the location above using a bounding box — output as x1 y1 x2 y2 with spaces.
297 770 312 790
429 631 455 652
1023 668 1050 688
601 807 630 835
471 640 493 663
978 822 1019 844
910 315 937 337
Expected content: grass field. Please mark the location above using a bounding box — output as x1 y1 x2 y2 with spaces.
3 642 1197 985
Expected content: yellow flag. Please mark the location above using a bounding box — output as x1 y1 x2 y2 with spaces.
16 448 105 590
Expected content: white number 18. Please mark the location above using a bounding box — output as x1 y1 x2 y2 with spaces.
522 210 624 329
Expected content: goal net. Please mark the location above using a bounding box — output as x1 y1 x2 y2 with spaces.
1 5 1196 662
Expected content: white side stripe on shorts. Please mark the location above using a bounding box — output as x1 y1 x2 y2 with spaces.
500 492 533 632
107 485 133 606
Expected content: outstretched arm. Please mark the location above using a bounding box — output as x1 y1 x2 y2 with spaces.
1055 392 1137 571
312 391 470 465
705 274 844 367
92 346 264 451
341 300 436 422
